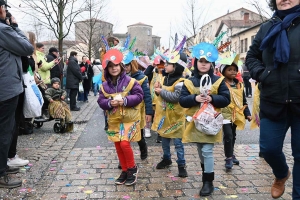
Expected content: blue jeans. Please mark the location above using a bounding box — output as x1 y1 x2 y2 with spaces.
77 90 88 101
161 138 185 166
93 83 99 96
260 114 300 199
197 143 214 173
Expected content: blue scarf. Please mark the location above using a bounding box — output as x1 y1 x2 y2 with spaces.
260 5 300 68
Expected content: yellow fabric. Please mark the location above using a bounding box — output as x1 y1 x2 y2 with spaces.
100 78 141 142
150 71 163 131
182 77 224 143
221 83 247 130
151 77 186 139
137 76 147 128
250 84 260 130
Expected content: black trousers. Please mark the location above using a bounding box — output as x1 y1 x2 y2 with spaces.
137 129 146 149
69 88 79 109
223 123 237 158
0 95 19 176
8 93 24 159
243 77 252 96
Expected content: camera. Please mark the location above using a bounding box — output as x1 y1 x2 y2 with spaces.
5 11 12 25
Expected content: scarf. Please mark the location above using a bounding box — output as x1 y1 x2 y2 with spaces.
260 5 300 68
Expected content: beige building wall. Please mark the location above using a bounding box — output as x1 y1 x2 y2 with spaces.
188 8 264 47
231 25 261 60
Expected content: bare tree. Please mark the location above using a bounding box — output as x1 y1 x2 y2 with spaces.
71 0 110 60
247 0 272 22
31 17 43 42
18 0 88 53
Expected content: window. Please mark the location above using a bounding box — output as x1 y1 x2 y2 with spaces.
147 30 150 36
245 38 248 52
234 41 237 52
240 39 244 53
251 35 255 44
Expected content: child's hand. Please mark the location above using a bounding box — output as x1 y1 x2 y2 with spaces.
195 94 207 103
110 100 119 107
146 115 152 123
154 82 161 88
118 99 124 106
247 116 252 122
50 99 54 103
154 87 162 94
61 96 65 100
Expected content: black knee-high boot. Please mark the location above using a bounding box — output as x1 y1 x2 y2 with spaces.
137 129 148 160
200 172 214 196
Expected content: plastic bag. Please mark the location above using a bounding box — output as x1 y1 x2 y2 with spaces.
193 74 223 135
23 70 44 118
79 82 84 92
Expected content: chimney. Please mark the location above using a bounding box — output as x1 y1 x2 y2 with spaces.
244 13 250 23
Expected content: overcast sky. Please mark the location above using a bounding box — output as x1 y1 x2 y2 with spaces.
8 0 272 47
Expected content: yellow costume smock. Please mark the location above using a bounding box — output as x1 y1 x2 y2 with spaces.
151 77 186 139
182 77 224 143
100 78 141 142
137 76 147 128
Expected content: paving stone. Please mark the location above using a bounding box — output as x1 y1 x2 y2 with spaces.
66 192 87 200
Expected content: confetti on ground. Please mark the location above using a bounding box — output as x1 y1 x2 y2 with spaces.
78 186 85 189
89 177 94 180
27 163 33 167
241 188 248 192
19 188 27 192
84 190 93 194
219 185 227 189
24 166 30 169
60 169 65 172
196 171 201 175
82 171 88 174
96 146 101 149
49 168 56 171
65 183 71 187
214 187 220 191
98 157 103 160
108 178 115 180
171 177 178 181
123 195 130 200
225 195 238 198
20 168 26 171
51 160 57 164
61 194 67 198
247 156 255 160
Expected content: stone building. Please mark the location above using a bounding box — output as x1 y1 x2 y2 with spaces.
113 22 161 55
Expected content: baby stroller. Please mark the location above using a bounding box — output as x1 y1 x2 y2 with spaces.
33 86 73 133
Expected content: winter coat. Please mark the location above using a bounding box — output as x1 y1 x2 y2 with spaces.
97 70 144 111
66 56 82 89
0 20 34 101
179 63 230 143
36 50 55 84
80 62 94 90
246 15 300 120
92 63 103 76
47 52 63 79
45 87 67 102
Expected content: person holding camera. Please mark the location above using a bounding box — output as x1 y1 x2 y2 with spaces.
0 0 34 188
47 47 63 81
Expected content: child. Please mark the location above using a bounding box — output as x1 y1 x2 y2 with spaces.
124 53 153 160
144 56 166 142
179 42 230 196
45 78 73 132
219 56 252 170
97 49 144 186
152 52 188 177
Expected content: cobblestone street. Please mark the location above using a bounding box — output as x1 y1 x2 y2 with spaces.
0 95 293 200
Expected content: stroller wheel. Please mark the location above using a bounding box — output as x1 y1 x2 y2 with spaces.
33 121 43 128
60 124 66 133
53 123 61 133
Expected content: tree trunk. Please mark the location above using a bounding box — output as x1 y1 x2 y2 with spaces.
58 0 64 55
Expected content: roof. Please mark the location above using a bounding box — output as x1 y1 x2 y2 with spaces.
152 35 161 38
75 18 113 25
231 22 263 37
127 22 153 27
215 20 262 37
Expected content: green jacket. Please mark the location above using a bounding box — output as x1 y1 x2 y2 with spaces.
45 87 67 102
36 50 55 84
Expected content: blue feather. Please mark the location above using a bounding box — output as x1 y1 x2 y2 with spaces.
101 35 110 51
124 34 130 49
157 116 166 130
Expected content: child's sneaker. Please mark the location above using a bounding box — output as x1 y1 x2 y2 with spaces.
156 134 162 143
232 155 239 165
144 128 151 138
115 171 127 185
125 166 138 186
225 157 233 169
156 158 172 169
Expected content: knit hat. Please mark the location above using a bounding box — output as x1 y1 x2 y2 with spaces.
51 77 60 85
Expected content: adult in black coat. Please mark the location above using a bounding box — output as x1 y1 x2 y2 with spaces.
47 47 63 80
245 1 300 198
66 52 82 111
78 56 94 102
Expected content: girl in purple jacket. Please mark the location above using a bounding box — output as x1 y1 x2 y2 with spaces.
97 49 144 186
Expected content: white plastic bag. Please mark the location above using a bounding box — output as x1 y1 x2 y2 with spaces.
193 74 224 136
23 72 44 118
79 82 84 92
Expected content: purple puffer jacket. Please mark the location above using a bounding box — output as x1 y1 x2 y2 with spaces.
98 70 144 110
